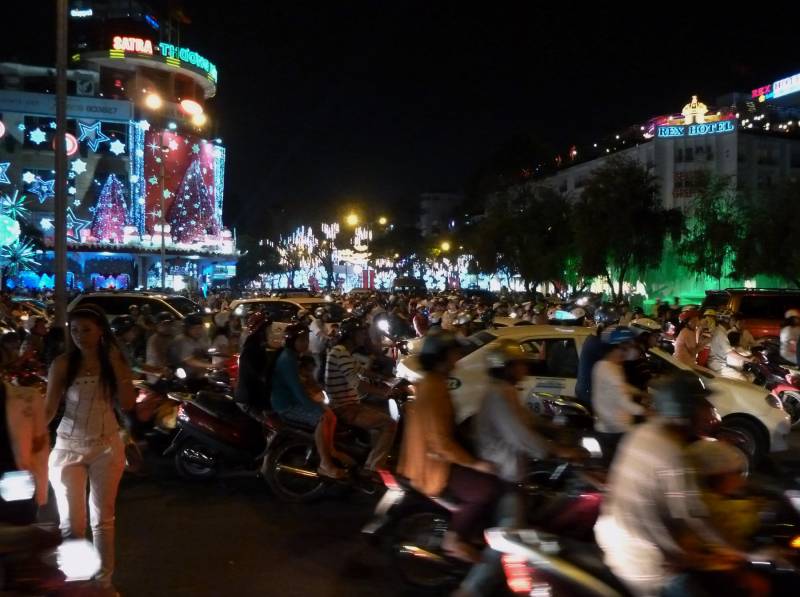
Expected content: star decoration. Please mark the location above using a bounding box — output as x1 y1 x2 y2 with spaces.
162 189 172 199
168 139 179 151
21 171 36 184
71 159 87 175
109 139 126 156
77 121 110 152
49 121 57 129
73 199 81 206
28 177 56 203
191 144 200 154
0 162 10 185
29 128 47 145
148 176 158 185
65 207 91 242
138 120 151 132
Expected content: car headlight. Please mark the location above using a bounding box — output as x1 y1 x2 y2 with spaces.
765 394 783 409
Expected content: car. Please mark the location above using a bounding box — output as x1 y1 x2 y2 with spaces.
230 297 347 346
10 297 51 322
701 288 800 341
492 316 534 328
67 291 202 321
396 325 791 462
392 277 427 297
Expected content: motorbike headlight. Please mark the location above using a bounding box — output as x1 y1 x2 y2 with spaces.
765 394 783 409
0 471 35 502
377 319 390 334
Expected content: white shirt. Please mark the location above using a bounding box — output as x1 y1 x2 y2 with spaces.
309 317 326 354
707 325 733 372
780 325 800 363
591 359 644 433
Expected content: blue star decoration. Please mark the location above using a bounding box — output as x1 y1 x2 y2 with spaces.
77 121 110 152
0 162 9 185
28 177 56 203
65 207 91 243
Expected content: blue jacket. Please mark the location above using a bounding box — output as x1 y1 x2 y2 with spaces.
575 333 606 401
270 349 315 413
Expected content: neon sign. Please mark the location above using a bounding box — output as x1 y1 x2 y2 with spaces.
112 36 154 55
158 43 218 82
752 71 800 102
70 8 93 17
657 119 735 138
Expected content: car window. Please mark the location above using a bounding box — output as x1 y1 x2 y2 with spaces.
701 292 730 312
738 295 798 320
519 338 578 378
461 331 497 357
164 297 200 316
75 296 132 316
646 351 684 377
304 302 347 323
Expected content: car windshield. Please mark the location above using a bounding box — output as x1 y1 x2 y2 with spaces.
461 331 497 357
165 297 201 316
305 302 347 322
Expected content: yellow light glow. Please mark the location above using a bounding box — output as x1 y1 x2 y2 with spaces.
791 535 800 549
440 241 451 252
378 216 388 225
180 99 203 116
345 213 359 226
144 93 162 110
191 113 208 127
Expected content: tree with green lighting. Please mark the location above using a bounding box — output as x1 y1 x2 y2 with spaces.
573 157 681 301
678 173 742 287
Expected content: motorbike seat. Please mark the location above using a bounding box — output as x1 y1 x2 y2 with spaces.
192 391 244 424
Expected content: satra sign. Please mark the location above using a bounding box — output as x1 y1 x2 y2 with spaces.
681 95 708 124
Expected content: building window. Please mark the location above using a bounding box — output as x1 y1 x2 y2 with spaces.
675 148 683 163
706 145 714 161
685 148 694 162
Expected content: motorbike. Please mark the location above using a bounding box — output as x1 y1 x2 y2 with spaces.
362 460 604 590
486 483 800 597
746 345 800 427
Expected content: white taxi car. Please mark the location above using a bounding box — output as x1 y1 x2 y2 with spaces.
397 326 791 462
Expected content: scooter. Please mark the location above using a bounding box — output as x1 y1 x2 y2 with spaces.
747 345 800 427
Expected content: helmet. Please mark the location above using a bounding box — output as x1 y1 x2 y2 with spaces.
601 326 636 345
246 311 267 332
156 312 176 325
651 371 712 420
785 309 800 320
284 323 309 348
111 315 137 335
419 330 463 371
687 439 747 477
485 339 527 369
296 309 311 321
456 312 472 325
337 317 365 342
678 309 701 323
570 307 586 320
127 304 140 315
631 318 661 335
702 308 717 317
594 305 620 325
429 311 442 325
314 307 326 319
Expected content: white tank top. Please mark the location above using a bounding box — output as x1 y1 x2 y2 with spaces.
56 376 119 440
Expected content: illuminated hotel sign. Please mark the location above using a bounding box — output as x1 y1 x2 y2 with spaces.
752 71 800 102
657 120 735 138
106 36 218 82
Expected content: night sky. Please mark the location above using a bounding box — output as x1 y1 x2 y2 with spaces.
5 4 800 234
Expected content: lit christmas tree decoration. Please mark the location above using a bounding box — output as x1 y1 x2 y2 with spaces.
167 158 218 243
90 174 128 242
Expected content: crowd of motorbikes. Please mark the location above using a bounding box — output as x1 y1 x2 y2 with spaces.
3 289 800 595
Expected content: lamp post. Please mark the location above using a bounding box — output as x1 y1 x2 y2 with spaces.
160 144 167 289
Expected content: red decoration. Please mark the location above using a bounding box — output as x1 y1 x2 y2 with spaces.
90 174 128 242
167 158 219 243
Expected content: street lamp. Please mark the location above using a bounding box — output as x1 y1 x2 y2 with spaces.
440 241 451 252
378 216 388 226
345 212 359 227
144 92 162 110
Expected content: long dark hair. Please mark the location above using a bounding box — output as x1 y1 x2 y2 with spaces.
66 304 121 400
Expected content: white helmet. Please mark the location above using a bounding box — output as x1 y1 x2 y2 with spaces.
786 309 800 320
631 317 662 333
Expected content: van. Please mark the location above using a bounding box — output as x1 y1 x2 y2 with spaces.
701 288 800 340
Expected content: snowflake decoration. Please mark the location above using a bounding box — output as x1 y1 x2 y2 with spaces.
71 159 87 175
49 121 57 129
0 162 10 185
40 218 53 231
109 139 126 156
155 157 161 164
168 139 179 151
29 128 47 145
191 144 200 154
21 171 36 184
68 186 76 195
1 190 30 221
73 199 81 206
77 121 110 152
0 238 40 274
147 141 160 154
16 123 25 132
138 120 151 132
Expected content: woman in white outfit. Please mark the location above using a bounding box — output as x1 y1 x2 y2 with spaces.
45 304 135 591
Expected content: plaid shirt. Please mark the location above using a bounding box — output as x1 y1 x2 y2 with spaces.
595 421 727 596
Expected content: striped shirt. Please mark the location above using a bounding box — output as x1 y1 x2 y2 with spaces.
324 344 361 408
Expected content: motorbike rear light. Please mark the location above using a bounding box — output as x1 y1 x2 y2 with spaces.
501 553 535 594
790 535 800 549
377 468 400 490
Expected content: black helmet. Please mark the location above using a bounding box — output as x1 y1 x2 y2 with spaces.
183 314 204 328
338 317 365 342
156 312 177 324
111 315 137 335
651 371 712 421
419 330 462 372
284 323 309 349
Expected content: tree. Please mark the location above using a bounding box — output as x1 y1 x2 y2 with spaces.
90 174 128 242
233 234 281 287
678 173 742 286
369 225 425 277
736 180 800 287
168 158 219 243
574 157 681 301
313 238 336 290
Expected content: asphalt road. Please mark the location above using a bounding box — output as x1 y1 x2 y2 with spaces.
113 430 800 597
114 460 409 597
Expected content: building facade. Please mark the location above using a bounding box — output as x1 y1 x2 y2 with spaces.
0 1 235 293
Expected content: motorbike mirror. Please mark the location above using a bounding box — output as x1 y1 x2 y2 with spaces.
175 368 187 380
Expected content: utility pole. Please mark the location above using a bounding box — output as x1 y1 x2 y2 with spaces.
54 0 68 326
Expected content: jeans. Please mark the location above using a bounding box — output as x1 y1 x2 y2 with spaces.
48 434 125 587
333 403 397 471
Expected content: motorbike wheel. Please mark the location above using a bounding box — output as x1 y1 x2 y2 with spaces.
174 438 219 480
718 417 766 466
390 510 467 591
264 438 328 503
779 391 800 427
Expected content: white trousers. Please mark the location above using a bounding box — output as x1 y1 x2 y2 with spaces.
48 434 125 587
